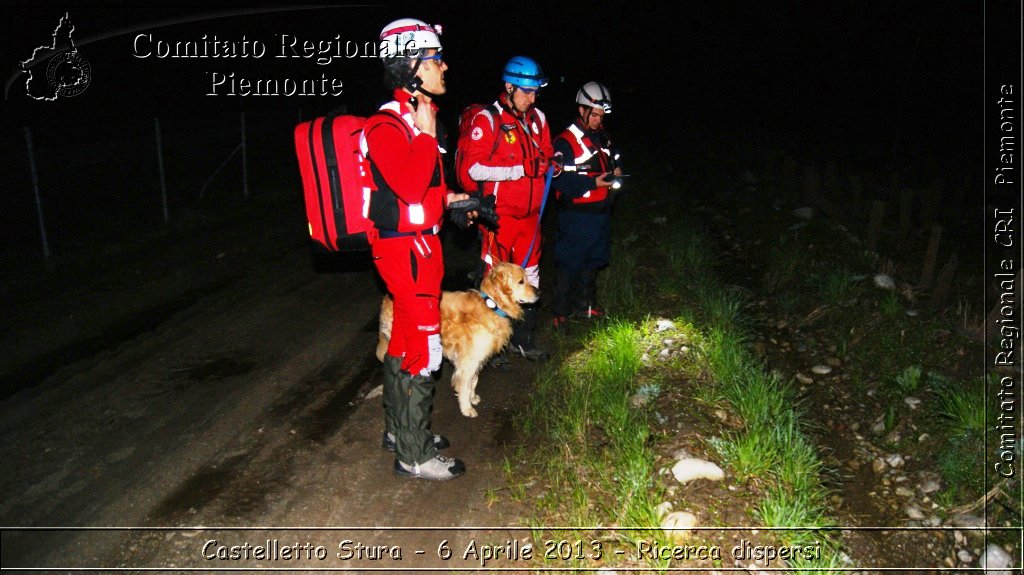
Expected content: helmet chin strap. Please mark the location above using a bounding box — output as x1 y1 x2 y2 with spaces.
504 85 528 116
405 58 440 100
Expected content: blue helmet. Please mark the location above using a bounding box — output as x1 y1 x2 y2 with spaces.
502 56 548 89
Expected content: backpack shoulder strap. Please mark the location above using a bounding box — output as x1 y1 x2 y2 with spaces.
475 106 496 133
531 107 547 128
367 105 413 142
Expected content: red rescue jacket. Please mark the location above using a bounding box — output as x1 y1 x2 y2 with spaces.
553 120 613 209
457 93 553 219
360 90 446 233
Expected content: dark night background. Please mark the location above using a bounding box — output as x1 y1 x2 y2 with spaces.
0 1 1006 258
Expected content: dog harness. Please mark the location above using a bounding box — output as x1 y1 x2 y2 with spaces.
476 290 510 318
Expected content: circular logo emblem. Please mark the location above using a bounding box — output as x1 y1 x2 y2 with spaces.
46 50 91 97
531 122 539 134
471 126 483 141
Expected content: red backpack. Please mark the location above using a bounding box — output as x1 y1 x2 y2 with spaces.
294 113 373 251
454 103 502 193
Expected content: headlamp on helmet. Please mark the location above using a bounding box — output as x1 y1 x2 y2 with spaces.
577 81 612 114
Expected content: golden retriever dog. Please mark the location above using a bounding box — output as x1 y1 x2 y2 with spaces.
376 262 539 417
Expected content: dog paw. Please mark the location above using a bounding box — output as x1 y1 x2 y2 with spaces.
471 394 481 405
461 407 478 418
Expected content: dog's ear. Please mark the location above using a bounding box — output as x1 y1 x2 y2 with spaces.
482 263 507 292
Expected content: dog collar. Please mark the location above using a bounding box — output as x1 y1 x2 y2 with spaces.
477 291 509 318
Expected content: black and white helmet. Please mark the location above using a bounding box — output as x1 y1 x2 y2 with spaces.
576 82 612 114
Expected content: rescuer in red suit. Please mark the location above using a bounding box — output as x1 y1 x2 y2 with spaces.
363 18 474 481
457 56 555 363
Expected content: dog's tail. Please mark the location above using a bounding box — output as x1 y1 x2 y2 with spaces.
375 295 393 362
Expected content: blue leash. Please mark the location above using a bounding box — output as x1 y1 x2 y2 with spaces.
521 164 554 268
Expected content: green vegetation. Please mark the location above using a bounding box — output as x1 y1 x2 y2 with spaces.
512 140 992 569
513 189 845 570
893 365 923 396
930 372 987 437
926 372 992 504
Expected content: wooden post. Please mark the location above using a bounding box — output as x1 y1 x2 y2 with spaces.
867 201 887 252
918 225 943 289
899 188 915 243
928 254 958 310
25 126 51 259
155 118 169 224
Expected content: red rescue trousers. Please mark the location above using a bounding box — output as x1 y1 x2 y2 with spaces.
372 234 444 376
481 214 542 281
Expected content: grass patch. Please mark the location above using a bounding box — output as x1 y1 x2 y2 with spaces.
929 373 986 437
754 486 832 547
818 265 859 305
515 188 846 570
662 225 716 280
712 428 779 482
763 239 808 293
879 291 902 317
695 284 752 337
721 369 796 431
518 318 664 563
599 238 644 318
893 365 923 396
936 435 986 498
926 372 991 505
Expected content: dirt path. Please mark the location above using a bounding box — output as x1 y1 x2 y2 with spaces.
1 239 535 571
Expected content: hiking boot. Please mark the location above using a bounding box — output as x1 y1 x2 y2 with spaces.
382 431 450 453
394 455 466 481
487 352 512 370
552 315 570 331
510 343 549 362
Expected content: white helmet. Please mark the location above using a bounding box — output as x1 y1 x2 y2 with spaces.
380 18 442 58
576 82 612 114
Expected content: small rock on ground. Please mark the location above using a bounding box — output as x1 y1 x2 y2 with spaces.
661 511 698 542
978 544 1014 574
874 273 896 290
672 458 725 483
905 505 926 520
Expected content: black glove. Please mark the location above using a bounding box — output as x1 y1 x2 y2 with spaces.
448 194 499 229
477 194 498 228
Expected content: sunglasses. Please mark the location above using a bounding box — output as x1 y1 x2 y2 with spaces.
419 53 444 63
517 86 541 95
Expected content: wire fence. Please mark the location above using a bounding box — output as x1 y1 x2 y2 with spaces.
5 107 304 260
